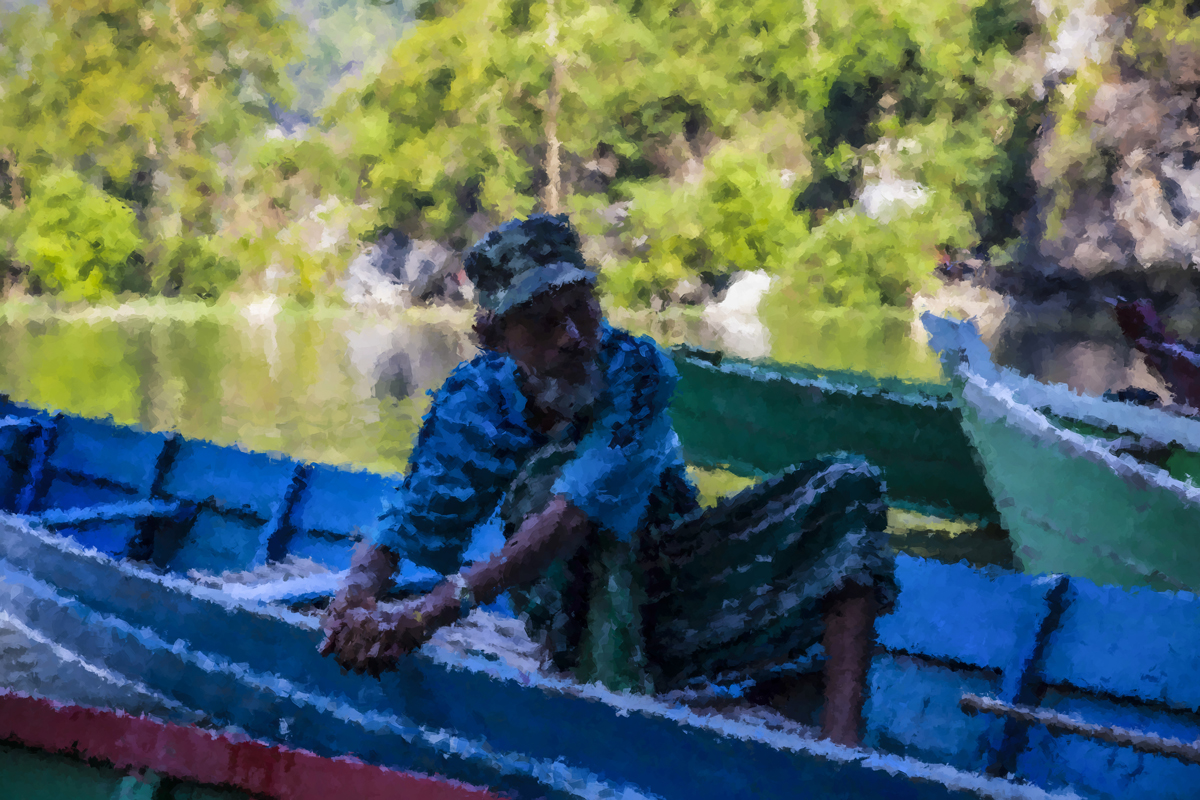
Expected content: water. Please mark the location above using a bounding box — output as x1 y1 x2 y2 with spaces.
0 302 947 475
0 301 1010 568
0 304 476 475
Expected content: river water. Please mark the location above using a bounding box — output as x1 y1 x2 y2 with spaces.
0 302 944 476
0 305 477 475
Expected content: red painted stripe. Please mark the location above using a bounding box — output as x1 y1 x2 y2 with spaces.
0 690 504 800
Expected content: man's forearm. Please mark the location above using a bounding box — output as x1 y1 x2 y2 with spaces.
465 494 589 604
319 540 401 663
323 496 590 670
414 494 590 628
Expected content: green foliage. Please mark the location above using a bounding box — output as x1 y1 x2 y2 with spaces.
12 168 145 300
605 142 807 305
1125 0 1200 67
152 236 241 302
0 0 299 188
1 0 1044 333
330 0 1038 320
0 0 300 299
773 205 970 311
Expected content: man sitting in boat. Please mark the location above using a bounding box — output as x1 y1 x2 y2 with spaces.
319 214 895 745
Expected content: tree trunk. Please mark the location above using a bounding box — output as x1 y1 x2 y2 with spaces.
545 58 564 215
543 0 564 215
804 0 819 52
1 151 26 209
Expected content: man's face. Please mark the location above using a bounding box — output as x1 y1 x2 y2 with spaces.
501 282 602 383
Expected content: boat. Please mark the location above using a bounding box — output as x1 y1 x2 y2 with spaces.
0 690 499 800
669 347 998 523
2 382 1199 799
922 313 1200 592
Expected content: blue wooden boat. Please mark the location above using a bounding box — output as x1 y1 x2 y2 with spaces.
2 382 1199 799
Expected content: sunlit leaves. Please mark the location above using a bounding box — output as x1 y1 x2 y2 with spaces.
329 0 1036 317
1 0 1042 317
0 0 300 298
12 168 145 300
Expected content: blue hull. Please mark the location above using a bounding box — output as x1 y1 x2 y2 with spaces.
2 393 1198 799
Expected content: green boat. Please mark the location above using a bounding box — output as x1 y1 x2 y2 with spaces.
668 347 998 523
924 313 1200 592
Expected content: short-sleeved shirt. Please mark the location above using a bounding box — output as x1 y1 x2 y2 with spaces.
372 322 695 574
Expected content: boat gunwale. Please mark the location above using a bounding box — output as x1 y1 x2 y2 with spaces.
1004 370 1200 453
924 312 1200 453
672 350 954 410
0 512 1078 800
961 368 1200 514
959 368 1200 592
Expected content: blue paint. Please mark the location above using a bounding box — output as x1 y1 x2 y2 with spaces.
49 522 137 558
37 500 182 528
876 556 1058 673
166 511 267 575
0 402 40 510
257 463 311 565
1016 691 1200 799
3 397 1197 799
160 439 299 519
864 653 1003 773
988 574 1072 778
40 480 141 515
281 535 355 571
46 417 169 495
1039 578 1200 711
292 464 398 540
15 415 59 515
0 535 986 800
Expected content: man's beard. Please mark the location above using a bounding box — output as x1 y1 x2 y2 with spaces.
524 359 604 426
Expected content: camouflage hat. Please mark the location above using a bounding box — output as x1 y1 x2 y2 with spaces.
463 214 597 315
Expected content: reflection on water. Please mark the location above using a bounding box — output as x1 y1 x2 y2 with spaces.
0 304 946 477
613 306 946 384
0 310 476 474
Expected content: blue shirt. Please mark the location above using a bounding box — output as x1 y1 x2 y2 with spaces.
372 323 693 574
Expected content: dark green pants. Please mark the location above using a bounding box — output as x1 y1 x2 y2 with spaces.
505 455 895 693
643 458 894 691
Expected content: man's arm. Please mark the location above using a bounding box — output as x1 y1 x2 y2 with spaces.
317 540 400 660
328 495 591 676
373 356 530 573
329 336 686 675
321 335 687 674
320 357 528 667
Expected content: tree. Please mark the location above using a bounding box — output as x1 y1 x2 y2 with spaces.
331 0 1038 320
0 0 300 298
11 168 145 301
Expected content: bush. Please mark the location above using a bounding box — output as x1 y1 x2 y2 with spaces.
153 236 242 302
13 168 145 300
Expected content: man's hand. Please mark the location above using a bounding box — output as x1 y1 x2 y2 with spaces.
319 541 400 670
366 601 439 675
320 595 449 677
318 496 592 677
319 599 382 669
